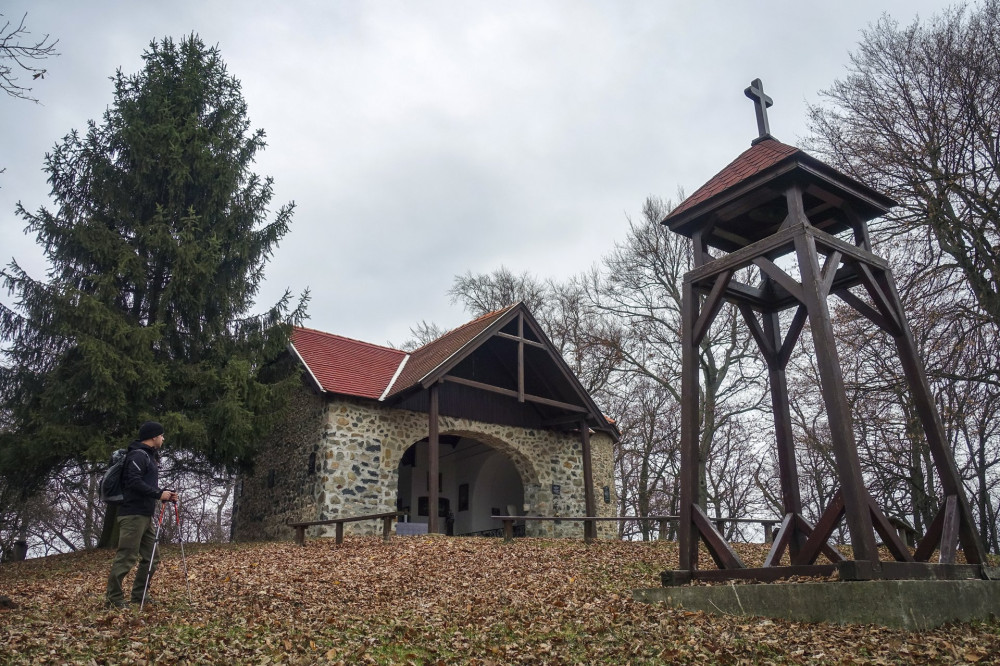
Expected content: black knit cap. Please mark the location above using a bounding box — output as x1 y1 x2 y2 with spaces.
137 421 164 441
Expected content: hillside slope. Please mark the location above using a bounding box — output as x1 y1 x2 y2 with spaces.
1 537 997 664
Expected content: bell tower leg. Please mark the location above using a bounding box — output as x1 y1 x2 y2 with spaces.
762 309 805 548
879 272 988 563
678 279 701 571
794 231 879 562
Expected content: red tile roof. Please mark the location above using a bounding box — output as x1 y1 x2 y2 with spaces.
289 304 618 437
290 327 406 400
386 304 518 398
289 304 520 401
666 138 800 221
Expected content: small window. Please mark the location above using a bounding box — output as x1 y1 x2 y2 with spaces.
308 452 317 475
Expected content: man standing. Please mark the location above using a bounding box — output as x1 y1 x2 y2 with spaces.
105 421 178 609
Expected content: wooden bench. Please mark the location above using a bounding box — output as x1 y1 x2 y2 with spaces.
288 511 405 546
493 515 781 544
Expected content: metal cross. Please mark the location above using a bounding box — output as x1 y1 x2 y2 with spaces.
744 78 773 139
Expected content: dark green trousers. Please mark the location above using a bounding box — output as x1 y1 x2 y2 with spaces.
105 513 160 604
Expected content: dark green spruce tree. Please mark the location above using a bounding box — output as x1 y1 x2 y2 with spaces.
0 35 307 545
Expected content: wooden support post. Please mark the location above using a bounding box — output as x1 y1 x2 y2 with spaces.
845 205 872 252
692 229 708 267
940 495 959 564
762 307 806 558
679 279 701 570
761 520 777 543
580 419 596 543
867 495 914 562
295 526 306 547
428 383 440 535
914 499 948 562
517 314 525 403
794 514 847 564
764 514 795 567
335 522 344 545
794 231 878 562
382 516 393 542
879 271 988 565
502 518 514 543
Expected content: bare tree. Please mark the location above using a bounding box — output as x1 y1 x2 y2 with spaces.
581 197 768 512
807 1 1000 335
0 13 58 102
783 224 1000 553
0 450 236 559
396 320 447 351
447 266 617 395
449 266 550 316
607 375 680 540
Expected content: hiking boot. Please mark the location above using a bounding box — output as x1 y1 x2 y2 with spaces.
104 599 129 610
132 596 156 607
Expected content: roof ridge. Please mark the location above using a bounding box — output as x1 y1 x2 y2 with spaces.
293 325 404 355
410 302 520 352
384 303 521 398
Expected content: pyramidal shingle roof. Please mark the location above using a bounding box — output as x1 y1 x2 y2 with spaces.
665 137 800 221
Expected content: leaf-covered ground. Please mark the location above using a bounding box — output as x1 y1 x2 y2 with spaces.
1 536 998 664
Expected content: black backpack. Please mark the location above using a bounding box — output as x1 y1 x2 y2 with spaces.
99 448 129 504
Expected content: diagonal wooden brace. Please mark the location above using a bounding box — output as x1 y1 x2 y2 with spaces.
793 490 846 565
692 504 745 569
867 494 914 562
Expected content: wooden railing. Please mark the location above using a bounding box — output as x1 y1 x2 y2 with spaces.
288 511 405 546
286 511 780 546
493 515 781 544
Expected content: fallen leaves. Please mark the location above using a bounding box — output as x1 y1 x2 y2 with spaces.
0 538 998 664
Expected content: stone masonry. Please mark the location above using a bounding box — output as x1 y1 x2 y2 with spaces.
231 385 326 539
233 386 618 542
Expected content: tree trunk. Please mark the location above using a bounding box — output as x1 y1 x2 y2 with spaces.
11 524 28 561
96 504 119 549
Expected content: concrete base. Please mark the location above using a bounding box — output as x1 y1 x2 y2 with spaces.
633 580 1000 630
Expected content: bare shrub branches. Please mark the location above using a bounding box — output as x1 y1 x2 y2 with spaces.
0 13 59 102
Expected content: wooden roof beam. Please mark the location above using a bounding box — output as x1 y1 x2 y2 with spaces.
496 331 546 349
442 375 588 413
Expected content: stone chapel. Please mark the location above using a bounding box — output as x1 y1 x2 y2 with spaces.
231 302 619 541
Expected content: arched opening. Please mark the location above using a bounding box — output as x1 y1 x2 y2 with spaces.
396 434 525 535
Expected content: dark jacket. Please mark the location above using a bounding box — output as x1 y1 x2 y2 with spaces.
119 441 163 517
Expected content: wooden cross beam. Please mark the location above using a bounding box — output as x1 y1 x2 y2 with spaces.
744 78 773 139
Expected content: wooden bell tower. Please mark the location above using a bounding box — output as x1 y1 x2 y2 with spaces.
662 79 988 583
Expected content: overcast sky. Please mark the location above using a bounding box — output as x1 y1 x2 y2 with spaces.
1 1 956 347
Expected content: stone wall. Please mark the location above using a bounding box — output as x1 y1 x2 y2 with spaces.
231 384 326 541
313 396 618 540
235 388 619 542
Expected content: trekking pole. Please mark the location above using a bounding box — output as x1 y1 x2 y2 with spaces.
173 495 193 602
139 502 168 612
